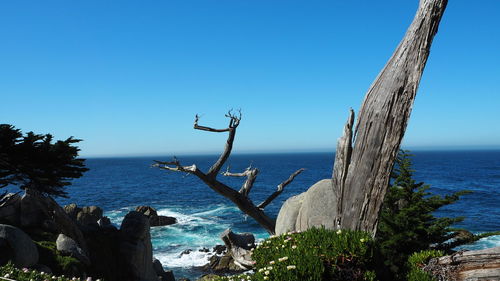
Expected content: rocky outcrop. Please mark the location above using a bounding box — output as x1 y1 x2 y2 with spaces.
276 179 337 235
64 203 81 220
18 189 89 255
77 206 103 226
0 224 39 268
56 233 90 265
135 206 177 227
424 247 500 281
119 211 157 281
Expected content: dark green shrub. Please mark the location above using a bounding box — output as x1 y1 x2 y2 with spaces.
406 250 443 281
36 241 85 277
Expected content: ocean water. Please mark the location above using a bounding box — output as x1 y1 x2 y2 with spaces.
52 151 499 280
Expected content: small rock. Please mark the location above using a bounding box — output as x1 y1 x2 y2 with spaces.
98 216 111 228
56 233 90 265
213 245 226 255
199 247 209 253
180 249 192 256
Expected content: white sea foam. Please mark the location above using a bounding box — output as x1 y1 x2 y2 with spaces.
155 247 214 268
458 235 500 251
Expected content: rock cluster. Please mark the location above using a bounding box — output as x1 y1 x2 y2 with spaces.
135 205 177 227
0 191 176 281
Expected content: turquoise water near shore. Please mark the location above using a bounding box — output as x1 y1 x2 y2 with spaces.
53 151 500 280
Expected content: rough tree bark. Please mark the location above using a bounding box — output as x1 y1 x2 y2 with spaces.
332 0 448 235
154 111 303 234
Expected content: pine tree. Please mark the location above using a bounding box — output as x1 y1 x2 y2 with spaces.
375 150 470 280
0 124 88 198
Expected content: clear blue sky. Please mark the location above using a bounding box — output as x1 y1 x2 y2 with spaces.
1 1 499 157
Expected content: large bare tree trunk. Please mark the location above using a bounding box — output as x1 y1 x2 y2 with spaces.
332 0 448 235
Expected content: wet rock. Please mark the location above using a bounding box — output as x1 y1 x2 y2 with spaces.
153 258 175 281
135 206 177 227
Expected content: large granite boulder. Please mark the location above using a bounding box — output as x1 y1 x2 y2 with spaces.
119 211 157 281
0 224 39 267
424 246 500 281
295 179 337 232
56 233 90 265
135 206 177 227
275 193 305 235
275 179 338 234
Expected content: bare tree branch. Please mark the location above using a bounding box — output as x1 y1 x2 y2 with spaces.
155 111 304 234
258 168 305 209
206 110 241 178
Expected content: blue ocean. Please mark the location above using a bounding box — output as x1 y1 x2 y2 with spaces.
55 151 500 280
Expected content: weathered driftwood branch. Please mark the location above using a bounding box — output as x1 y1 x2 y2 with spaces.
155 112 303 234
332 0 448 235
423 247 500 281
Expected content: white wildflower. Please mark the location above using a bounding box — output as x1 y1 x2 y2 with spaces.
287 265 297 270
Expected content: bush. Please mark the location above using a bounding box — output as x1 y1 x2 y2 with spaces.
406 250 443 281
213 227 376 281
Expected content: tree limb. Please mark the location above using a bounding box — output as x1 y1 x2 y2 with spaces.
155 111 304 234
206 110 241 178
258 168 305 209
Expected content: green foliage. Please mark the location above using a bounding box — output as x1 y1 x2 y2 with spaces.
375 150 470 280
214 228 376 281
0 261 96 281
406 250 443 281
0 124 88 197
35 241 85 277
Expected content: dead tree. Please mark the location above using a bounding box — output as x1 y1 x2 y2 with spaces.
332 0 448 235
154 111 303 234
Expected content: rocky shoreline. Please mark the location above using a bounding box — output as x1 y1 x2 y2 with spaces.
0 190 262 281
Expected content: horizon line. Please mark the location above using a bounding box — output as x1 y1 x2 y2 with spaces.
81 145 500 159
